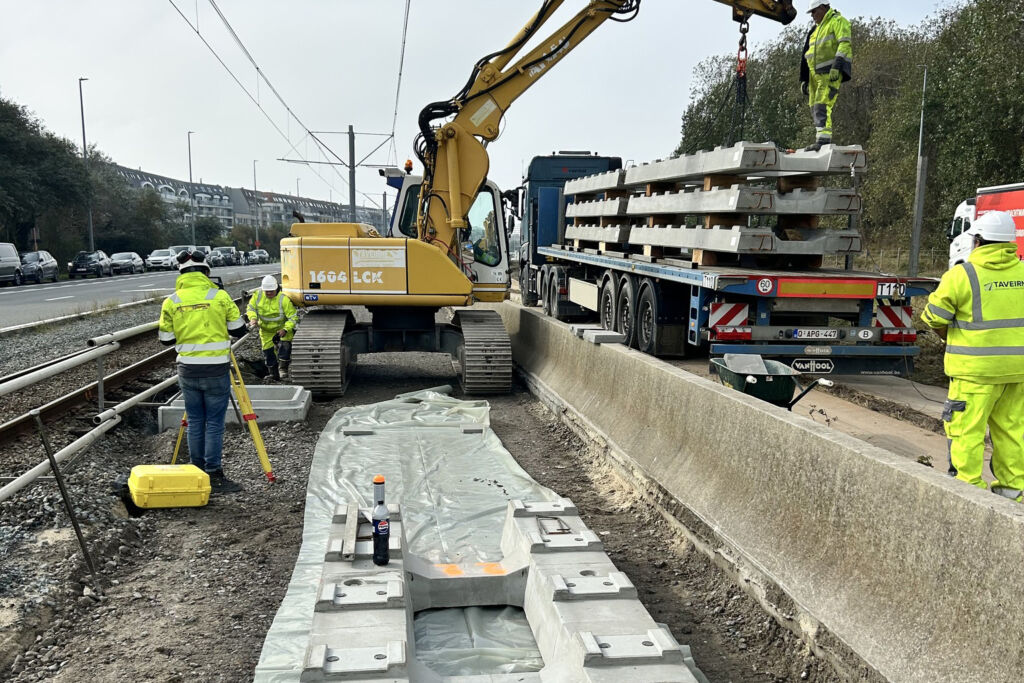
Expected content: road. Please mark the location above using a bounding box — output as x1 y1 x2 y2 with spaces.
0 264 278 328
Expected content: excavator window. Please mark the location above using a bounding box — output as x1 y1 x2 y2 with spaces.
396 183 421 238
465 189 502 267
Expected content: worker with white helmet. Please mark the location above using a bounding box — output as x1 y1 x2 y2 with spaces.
247 274 299 380
922 210 1024 501
799 1 852 151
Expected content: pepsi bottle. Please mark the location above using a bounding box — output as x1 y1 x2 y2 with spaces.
372 475 389 566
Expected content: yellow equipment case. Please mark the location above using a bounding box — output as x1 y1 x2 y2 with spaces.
127 464 211 509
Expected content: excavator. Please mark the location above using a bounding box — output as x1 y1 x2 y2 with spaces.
280 0 797 396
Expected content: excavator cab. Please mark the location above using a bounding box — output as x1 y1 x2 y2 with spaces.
391 172 511 303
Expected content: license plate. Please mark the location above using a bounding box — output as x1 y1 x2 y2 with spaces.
876 282 907 298
794 329 839 340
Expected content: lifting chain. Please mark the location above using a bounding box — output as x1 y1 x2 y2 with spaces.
728 20 750 145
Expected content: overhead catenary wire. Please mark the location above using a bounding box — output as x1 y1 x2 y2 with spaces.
388 0 412 164
166 0 345 201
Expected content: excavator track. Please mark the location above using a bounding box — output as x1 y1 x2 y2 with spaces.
454 309 512 395
290 310 351 397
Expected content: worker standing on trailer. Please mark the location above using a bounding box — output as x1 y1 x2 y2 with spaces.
158 249 247 493
247 275 298 381
799 1 852 151
922 211 1024 501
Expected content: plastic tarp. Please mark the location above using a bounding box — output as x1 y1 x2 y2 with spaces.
414 607 544 675
254 389 558 681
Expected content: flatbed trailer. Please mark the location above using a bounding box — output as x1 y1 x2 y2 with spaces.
518 152 939 377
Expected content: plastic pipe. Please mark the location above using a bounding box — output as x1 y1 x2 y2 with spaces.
86 321 158 347
0 342 120 397
0 415 121 503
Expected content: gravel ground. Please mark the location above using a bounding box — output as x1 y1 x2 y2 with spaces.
2 299 844 681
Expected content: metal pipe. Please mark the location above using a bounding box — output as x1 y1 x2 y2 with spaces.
93 374 178 425
0 415 121 503
0 342 120 397
87 321 158 347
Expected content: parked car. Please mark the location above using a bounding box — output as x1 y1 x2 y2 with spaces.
213 246 239 265
238 251 248 265
110 252 145 274
146 249 176 270
68 250 113 278
249 249 270 264
19 250 60 283
168 245 197 259
0 242 24 286
207 250 225 267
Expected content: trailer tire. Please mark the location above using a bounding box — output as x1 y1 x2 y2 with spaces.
636 280 659 355
598 272 618 331
616 275 638 347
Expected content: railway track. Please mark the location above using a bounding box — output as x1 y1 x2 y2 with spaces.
0 294 247 447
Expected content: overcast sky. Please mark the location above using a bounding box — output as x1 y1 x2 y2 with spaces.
0 0 948 212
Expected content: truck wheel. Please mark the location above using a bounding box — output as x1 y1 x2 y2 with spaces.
636 281 658 355
539 267 551 316
549 269 566 321
521 264 538 307
616 275 637 347
598 273 617 331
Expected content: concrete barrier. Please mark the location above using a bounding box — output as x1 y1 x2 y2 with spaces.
497 302 1024 683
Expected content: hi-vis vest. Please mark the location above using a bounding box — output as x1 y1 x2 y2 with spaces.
805 8 852 79
158 271 244 365
923 243 1024 383
246 289 298 333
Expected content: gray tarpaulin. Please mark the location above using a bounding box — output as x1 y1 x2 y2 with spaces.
254 389 558 681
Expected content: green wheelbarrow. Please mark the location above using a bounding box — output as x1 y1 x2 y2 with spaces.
710 353 833 410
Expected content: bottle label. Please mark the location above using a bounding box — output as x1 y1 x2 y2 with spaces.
374 519 389 535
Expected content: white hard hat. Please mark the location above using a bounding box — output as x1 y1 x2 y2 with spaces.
807 0 829 12
176 249 209 272
261 274 279 291
970 211 1017 243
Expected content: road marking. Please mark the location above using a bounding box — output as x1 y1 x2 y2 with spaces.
44 295 74 301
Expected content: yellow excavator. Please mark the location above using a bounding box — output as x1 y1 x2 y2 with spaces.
280 0 796 396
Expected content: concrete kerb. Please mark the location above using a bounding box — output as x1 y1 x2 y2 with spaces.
0 274 267 337
496 301 1024 683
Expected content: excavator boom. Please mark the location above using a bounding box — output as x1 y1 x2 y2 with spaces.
413 0 796 257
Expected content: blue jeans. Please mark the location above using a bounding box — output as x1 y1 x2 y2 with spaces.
179 372 231 473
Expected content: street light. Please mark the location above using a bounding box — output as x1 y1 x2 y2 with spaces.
187 131 196 245
909 65 928 277
296 177 300 198
78 77 94 251
252 160 260 249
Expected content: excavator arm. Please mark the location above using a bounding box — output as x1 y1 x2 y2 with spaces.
413 0 796 260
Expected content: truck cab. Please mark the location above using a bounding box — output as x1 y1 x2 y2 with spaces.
517 153 623 305
947 199 976 268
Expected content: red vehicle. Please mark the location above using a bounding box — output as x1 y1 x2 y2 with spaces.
948 182 1024 266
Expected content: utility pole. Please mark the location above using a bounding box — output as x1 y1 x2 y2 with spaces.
296 177 300 198
253 159 260 249
909 65 928 277
187 131 196 245
348 124 357 222
78 77 94 251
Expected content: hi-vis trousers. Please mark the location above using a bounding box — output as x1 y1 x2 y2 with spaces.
943 377 1024 500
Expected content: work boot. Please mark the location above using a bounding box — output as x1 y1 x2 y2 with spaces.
280 360 290 380
208 469 242 495
270 364 281 382
803 141 823 152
